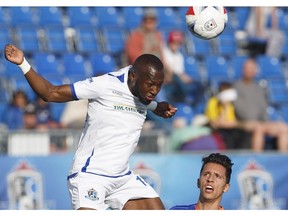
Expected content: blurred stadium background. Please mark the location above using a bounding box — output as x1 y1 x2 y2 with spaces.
0 6 288 210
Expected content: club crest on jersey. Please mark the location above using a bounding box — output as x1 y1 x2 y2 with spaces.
85 188 99 201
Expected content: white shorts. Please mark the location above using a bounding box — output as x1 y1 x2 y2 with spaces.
67 171 160 210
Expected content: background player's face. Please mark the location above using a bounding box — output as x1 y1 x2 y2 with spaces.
197 162 230 202
134 68 164 105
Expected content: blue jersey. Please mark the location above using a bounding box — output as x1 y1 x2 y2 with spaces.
170 204 197 210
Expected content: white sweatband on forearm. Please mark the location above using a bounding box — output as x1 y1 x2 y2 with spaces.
18 57 31 75
147 101 158 111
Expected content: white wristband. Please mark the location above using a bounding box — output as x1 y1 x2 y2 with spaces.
18 57 31 75
147 101 157 111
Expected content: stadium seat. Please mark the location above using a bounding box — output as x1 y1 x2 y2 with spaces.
217 32 238 56
184 55 203 81
89 53 116 76
74 26 101 53
0 26 12 50
101 27 126 54
62 53 89 81
186 34 212 57
204 56 232 80
155 7 181 31
174 102 194 124
234 7 250 30
44 26 69 53
67 7 96 27
230 55 249 79
15 26 41 53
50 103 66 122
256 56 284 79
122 7 143 31
8 7 37 26
32 53 63 79
36 7 63 26
93 7 122 28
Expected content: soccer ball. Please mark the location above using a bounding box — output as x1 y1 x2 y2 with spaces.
186 6 228 40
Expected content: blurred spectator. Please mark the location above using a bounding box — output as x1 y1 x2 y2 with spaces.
34 95 59 130
124 8 165 65
60 100 88 129
23 103 37 129
204 82 250 149
162 30 205 105
2 90 28 130
233 58 288 152
245 7 285 58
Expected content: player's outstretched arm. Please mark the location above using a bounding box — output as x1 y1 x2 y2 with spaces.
4 44 73 102
153 102 177 119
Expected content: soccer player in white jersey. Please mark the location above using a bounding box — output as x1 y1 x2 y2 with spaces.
5 44 177 210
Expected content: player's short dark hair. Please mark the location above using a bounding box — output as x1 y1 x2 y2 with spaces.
200 153 234 184
133 54 163 73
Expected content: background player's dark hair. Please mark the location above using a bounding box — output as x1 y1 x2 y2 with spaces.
200 153 234 184
132 54 163 74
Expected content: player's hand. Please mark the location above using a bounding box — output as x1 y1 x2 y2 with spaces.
4 44 24 65
153 102 177 119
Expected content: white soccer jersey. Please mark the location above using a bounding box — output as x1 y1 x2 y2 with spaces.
68 66 148 178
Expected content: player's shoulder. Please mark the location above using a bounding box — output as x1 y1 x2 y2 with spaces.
169 203 197 210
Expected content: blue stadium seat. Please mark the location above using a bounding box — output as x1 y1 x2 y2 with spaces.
8 7 36 26
89 53 116 76
184 55 203 81
101 27 126 54
67 7 96 27
122 7 143 31
44 26 68 53
155 7 181 31
0 7 9 26
74 26 101 53
62 53 89 81
93 7 122 28
36 7 63 26
256 56 284 79
32 53 63 79
186 34 212 56
0 26 12 50
234 7 250 30
230 55 249 79
50 103 66 122
15 26 41 53
204 56 231 80
174 102 194 124
217 32 238 56
266 78 288 106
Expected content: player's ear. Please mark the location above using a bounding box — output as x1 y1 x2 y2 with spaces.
129 66 136 78
223 183 230 193
197 179 200 188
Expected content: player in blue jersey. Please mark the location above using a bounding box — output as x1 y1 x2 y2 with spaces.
170 153 233 210
5 44 177 210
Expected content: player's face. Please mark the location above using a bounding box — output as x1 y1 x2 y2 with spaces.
198 162 230 203
134 68 164 105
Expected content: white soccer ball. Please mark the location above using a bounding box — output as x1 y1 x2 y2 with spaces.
186 6 228 40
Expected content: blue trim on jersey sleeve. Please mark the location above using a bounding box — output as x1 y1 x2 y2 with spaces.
170 204 197 210
70 84 78 100
81 148 94 172
108 73 125 83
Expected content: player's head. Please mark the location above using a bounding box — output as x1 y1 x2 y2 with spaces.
242 58 258 80
128 54 164 105
200 153 233 184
